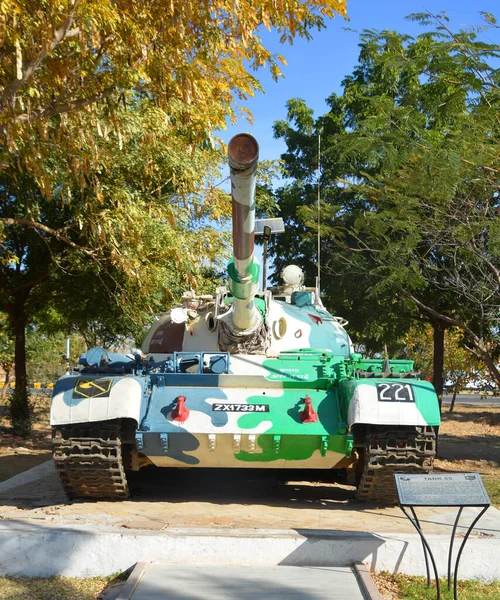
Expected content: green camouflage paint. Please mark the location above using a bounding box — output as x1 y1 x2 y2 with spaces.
234 388 348 463
262 354 345 389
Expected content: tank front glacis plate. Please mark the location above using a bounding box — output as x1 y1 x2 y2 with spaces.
139 383 349 469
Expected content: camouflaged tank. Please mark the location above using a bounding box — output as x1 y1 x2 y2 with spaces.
50 133 441 503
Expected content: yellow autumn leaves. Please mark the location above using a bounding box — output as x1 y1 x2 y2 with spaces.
0 0 347 302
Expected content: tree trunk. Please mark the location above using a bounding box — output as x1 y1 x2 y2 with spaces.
432 320 445 410
1 366 11 401
9 294 31 436
449 384 458 413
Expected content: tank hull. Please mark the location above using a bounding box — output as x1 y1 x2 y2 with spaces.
51 354 440 498
135 380 351 468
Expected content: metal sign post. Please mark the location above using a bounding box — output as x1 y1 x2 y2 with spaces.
394 473 491 600
255 218 285 291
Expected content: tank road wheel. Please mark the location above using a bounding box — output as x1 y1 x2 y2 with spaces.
52 420 130 500
356 425 436 503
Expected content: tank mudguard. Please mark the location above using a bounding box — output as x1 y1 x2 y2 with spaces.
342 379 441 428
50 374 146 426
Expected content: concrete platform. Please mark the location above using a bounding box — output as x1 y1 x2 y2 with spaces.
122 565 369 600
0 461 499 581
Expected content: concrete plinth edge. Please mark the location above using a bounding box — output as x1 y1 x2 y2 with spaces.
0 524 498 582
354 562 383 600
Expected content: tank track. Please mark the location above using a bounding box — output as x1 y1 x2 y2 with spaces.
356 425 436 503
52 420 130 500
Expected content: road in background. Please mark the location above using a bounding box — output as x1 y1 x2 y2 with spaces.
442 393 500 406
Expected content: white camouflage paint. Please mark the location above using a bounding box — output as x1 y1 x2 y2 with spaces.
160 387 277 434
347 383 429 427
50 376 142 426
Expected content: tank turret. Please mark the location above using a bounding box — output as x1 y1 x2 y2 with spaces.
226 133 261 333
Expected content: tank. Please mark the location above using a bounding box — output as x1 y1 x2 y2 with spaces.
50 133 440 503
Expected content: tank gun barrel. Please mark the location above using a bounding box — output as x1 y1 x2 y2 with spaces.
227 133 261 332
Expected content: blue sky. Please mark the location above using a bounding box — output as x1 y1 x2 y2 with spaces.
221 1 500 164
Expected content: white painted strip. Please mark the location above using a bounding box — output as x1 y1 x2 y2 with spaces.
0 524 498 582
348 383 428 426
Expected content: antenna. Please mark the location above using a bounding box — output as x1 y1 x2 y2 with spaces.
316 131 321 296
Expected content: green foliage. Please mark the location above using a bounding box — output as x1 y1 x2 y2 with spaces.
0 314 14 373
272 12 500 377
0 0 347 195
0 0 348 302
26 330 86 383
483 475 500 508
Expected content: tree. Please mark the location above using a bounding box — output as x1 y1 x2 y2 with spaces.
272 12 500 400
0 314 14 400
270 96 419 356
0 0 347 434
404 325 485 412
333 12 500 389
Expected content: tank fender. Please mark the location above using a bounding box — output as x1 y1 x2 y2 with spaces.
50 374 145 426
342 379 441 428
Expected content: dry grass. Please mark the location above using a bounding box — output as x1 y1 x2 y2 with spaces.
373 572 500 600
0 576 110 600
439 404 500 438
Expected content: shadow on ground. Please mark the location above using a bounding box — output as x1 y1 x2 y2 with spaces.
126 467 359 508
2 434 496 514
0 452 51 483
441 410 500 427
437 434 499 463
0 463 396 512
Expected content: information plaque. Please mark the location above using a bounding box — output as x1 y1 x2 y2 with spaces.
394 472 491 600
395 472 491 507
